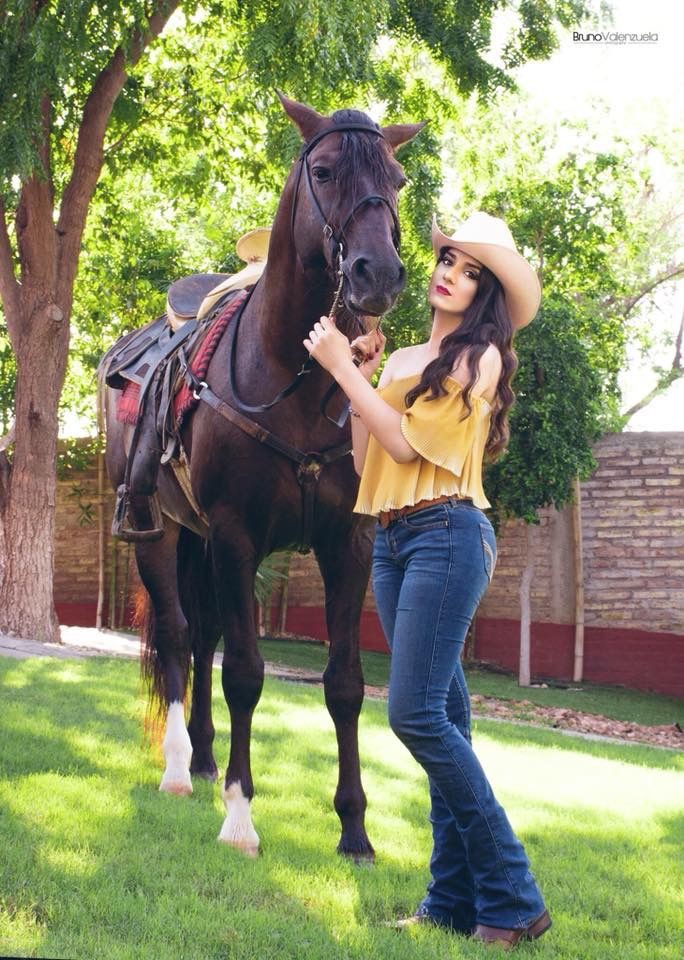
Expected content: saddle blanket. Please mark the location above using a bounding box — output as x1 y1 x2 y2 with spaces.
116 290 248 426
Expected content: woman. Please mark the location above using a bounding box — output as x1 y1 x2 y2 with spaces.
304 211 550 949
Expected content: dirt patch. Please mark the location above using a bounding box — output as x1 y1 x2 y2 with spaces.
468 694 683 750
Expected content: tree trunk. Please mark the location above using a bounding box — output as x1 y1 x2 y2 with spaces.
0 1 179 643
0 298 69 642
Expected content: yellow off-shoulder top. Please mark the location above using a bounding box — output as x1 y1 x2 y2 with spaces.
353 374 492 515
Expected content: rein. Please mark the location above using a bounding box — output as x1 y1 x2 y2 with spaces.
227 122 397 422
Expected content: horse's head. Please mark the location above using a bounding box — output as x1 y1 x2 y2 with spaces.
278 94 425 318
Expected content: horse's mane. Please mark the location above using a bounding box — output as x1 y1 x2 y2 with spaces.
329 109 397 217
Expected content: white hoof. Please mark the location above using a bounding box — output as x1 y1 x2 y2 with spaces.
159 701 193 797
218 781 260 857
159 770 193 796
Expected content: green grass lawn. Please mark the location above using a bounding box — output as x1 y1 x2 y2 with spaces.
1 653 682 960
259 636 684 727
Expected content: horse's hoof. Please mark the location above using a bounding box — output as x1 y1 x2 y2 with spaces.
217 835 260 858
350 851 375 866
159 781 193 797
337 834 375 864
159 770 193 796
192 771 218 783
219 781 260 856
190 752 218 780
160 703 193 795
339 848 375 866
190 766 219 782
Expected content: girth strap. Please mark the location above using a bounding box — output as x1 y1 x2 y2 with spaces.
196 384 351 551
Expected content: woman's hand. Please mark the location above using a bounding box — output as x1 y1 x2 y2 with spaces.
351 328 386 382
303 315 354 377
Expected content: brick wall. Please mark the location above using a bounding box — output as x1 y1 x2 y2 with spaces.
55 453 138 629
54 432 684 696
274 432 684 696
580 433 684 634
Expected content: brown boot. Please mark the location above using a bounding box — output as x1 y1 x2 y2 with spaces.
472 910 551 950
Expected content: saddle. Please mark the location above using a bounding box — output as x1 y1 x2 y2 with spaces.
166 263 266 330
166 272 230 329
103 277 251 542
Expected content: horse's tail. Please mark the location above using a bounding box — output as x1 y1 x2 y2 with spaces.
138 527 213 742
135 587 167 746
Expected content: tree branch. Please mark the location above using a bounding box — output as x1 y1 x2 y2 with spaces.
0 421 16 454
14 95 57 293
622 369 683 420
621 263 684 319
622 307 684 419
0 200 21 329
0 420 16 511
103 92 191 156
673 305 683 372
56 1 180 301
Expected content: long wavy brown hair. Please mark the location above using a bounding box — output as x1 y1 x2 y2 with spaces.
405 260 518 461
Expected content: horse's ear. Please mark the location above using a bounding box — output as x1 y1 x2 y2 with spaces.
276 91 325 143
382 121 428 152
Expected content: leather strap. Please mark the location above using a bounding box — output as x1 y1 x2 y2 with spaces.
196 384 351 551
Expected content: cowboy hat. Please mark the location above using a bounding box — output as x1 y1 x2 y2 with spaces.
431 212 541 329
236 227 271 263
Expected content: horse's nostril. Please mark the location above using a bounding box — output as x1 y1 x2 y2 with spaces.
352 257 370 281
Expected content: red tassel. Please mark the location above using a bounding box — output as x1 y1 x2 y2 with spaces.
116 382 141 424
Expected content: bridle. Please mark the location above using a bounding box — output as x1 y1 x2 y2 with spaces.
228 122 400 421
291 123 401 276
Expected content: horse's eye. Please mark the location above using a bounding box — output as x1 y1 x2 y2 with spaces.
312 166 332 183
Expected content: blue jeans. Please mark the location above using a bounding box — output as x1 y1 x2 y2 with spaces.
372 499 546 930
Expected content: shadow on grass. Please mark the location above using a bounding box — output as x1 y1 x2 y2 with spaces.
1 656 146 780
3 775 680 960
2 655 682 960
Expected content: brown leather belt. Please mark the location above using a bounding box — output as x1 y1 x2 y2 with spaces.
377 494 472 529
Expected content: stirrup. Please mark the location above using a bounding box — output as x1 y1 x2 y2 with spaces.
111 485 165 542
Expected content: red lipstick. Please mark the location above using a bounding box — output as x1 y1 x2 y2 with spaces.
435 284 450 296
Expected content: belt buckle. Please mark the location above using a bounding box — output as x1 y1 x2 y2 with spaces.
379 508 397 529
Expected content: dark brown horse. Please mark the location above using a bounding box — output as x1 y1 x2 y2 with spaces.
101 94 423 859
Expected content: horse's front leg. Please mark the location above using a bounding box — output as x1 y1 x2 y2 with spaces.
211 528 264 856
315 518 375 860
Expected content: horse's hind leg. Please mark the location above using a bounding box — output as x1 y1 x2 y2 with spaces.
315 520 375 860
178 531 221 781
211 528 264 856
135 521 193 796
188 628 221 781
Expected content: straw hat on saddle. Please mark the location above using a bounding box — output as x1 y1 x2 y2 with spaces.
236 227 271 264
431 212 541 330
193 227 271 322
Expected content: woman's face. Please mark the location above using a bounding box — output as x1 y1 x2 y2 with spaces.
428 246 483 317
